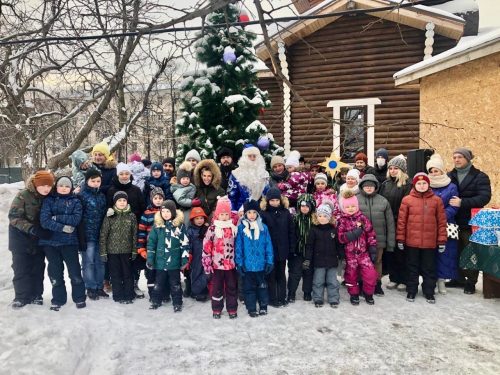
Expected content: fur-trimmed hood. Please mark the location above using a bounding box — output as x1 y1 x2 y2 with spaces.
26 175 36 193
194 159 222 189
260 195 290 211
94 159 117 170
153 210 184 228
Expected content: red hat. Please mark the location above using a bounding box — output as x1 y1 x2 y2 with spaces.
213 196 232 219
33 170 55 188
412 172 430 186
355 152 368 164
190 207 208 221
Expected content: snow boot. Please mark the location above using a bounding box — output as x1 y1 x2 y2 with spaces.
134 281 145 299
229 313 238 319
386 282 398 290
31 296 43 305
437 279 447 295
173 305 183 313
259 308 268 316
120 299 134 305
314 301 324 308
97 289 109 298
396 283 406 292
249 311 259 318
364 294 375 305
303 292 312 301
195 295 207 302
87 289 99 301
213 312 221 319
350 295 360 306
406 293 416 302
50 304 61 311
330 302 339 308
425 294 436 304
464 284 476 295
76 302 86 309
149 302 160 310
375 281 384 296
12 300 27 310
287 293 296 303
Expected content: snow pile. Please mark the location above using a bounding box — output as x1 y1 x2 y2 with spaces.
1 183 500 374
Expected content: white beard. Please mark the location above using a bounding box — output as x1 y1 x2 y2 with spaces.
232 154 269 201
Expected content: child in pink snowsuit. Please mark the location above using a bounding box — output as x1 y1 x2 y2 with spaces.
313 173 340 219
337 191 378 305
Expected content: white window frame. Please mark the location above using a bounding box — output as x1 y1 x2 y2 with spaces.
327 98 381 166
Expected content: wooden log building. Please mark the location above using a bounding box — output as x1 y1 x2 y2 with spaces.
256 0 475 165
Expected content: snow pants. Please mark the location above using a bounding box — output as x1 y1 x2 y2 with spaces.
387 247 406 285
108 253 134 302
344 252 377 296
146 268 169 300
243 271 269 314
406 247 436 296
267 259 287 305
151 270 182 306
11 247 45 304
211 269 238 314
312 267 340 304
287 255 313 298
44 245 86 305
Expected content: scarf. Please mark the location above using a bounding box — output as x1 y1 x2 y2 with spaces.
242 218 262 240
429 174 451 189
295 213 313 257
456 163 472 185
213 219 237 239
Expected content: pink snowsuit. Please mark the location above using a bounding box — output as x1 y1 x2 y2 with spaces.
337 211 378 296
278 171 310 205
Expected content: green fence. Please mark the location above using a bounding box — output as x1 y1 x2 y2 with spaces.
0 167 23 184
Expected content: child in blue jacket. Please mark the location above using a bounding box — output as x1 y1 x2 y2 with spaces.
235 200 274 317
40 176 85 311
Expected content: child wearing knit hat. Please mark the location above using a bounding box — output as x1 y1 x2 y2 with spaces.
303 200 343 308
202 196 239 319
235 200 274 317
187 207 210 302
185 149 201 168
313 173 340 219
277 151 310 209
396 173 447 304
144 162 174 207
337 191 378 306
8 170 54 309
170 161 198 228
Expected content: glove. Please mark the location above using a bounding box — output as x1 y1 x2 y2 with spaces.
30 225 52 240
106 208 115 217
302 260 310 271
130 253 137 261
101 255 108 263
264 263 274 275
397 242 405 251
237 266 245 278
62 225 75 234
369 246 377 263
438 245 446 253
191 198 201 207
146 262 153 270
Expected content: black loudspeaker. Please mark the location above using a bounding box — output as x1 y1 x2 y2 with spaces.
407 149 434 178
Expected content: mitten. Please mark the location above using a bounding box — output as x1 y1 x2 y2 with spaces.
106 208 115 217
264 263 274 275
369 246 377 263
345 227 363 242
30 225 52 240
302 260 310 271
438 245 446 253
62 225 75 234
397 242 405 251
191 198 201 207
101 255 108 263
138 248 147 259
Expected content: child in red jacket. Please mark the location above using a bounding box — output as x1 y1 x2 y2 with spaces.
397 173 447 304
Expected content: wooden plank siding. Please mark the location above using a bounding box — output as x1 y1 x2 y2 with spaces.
260 14 456 162
257 75 285 146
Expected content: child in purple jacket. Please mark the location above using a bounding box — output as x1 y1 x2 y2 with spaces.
337 191 378 306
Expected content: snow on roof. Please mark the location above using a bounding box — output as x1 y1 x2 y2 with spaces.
429 0 478 15
394 27 500 83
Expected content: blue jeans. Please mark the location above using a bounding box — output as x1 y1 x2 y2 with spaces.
44 245 86 305
243 271 269 313
81 241 104 290
313 267 340 304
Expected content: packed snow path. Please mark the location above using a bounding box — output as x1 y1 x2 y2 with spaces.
1 184 499 374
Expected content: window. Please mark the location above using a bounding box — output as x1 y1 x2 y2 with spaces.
327 98 381 165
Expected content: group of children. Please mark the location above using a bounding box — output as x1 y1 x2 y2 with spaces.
8 146 449 318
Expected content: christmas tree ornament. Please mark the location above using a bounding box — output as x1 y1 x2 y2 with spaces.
257 135 270 151
223 46 237 64
259 107 265 115
320 152 350 176
238 9 250 23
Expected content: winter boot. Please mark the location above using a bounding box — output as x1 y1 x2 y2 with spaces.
464 284 476 295
350 295 360 306
213 312 221 319
195 295 207 302
406 293 416 302
50 304 61 311
259 308 268 316
249 311 259 318
87 289 99 301
287 293 296 303
386 282 398 290
437 279 447 295
76 302 86 309
173 305 183 313
330 302 339 308
375 281 384 296
103 280 112 293
364 294 375 305
303 292 312 301
12 300 27 310
149 302 161 310
97 289 109 298
229 312 238 319
31 296 44 305
134 281 145 299
314 301 324 308
425 294 436 304
396 283 406 292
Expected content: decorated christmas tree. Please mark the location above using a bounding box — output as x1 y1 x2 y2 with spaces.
175 3 283 164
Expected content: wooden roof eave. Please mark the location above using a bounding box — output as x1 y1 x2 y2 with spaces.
256 0 464 62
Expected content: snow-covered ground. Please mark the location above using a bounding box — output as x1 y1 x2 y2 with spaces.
0 182 499 375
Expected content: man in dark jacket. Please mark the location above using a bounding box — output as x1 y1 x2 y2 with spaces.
217 147 237 192
447 147 491 294
373 148 389 183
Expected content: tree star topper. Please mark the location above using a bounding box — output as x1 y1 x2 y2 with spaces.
320 152 350 176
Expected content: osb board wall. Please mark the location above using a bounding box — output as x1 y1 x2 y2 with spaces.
420 52 500 205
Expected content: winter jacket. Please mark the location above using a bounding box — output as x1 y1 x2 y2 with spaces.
171 183 196 209
448 165 491 227
396 189 447 249
277 171 310 207
99 205 137 256
129 161 150 192
147 211 189 271
106 176 146 220
144 171 174 206
39 192 82 247
357 174 395 250
8 175 46 253
227 173 269 211
235 217 274 272
260 197 297 261
373 164 388 184
313 189 340 219
136 205 161 259
305 223 343 268
357 166 377 179
78 183 107 243
188 224 209 296
71 150 95 189
337 211 377 257
202 223 237 272
432 183 459 224
379 177 412 222
93 160 117 195
194 159 225 217
294 194 316 257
